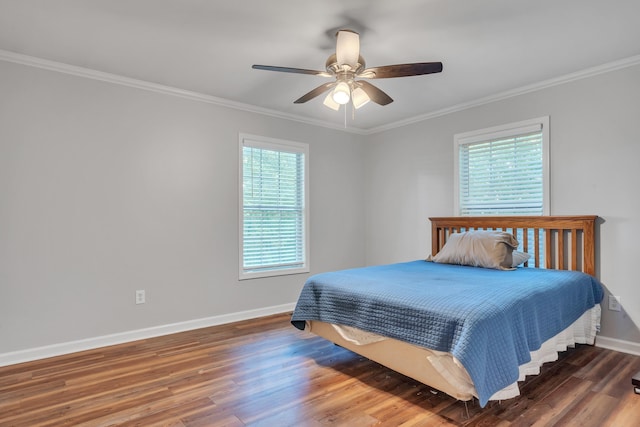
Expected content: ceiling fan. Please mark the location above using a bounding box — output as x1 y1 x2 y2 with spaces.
252 30 443 110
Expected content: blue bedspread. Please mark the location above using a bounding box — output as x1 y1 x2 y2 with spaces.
291 261 603 406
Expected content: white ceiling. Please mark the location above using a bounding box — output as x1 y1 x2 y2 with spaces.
1 0 640 132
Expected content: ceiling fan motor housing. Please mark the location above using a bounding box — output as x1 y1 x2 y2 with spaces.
325 53 366 75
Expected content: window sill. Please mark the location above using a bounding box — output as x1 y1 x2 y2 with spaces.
239 267 310 281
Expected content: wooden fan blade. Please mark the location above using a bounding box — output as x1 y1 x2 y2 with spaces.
252 64 331 77
294 82 336 104
359 62 443 79
357 81 393 106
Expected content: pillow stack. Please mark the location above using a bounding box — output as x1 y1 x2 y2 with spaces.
429 230 529 270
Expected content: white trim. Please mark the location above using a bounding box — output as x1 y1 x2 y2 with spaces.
4 304 637 367
240 133 309 154
595 335 640 356
456 123 542 145
0 303 296 367
2 48 639 136
0 49 367 135
366 54 640 135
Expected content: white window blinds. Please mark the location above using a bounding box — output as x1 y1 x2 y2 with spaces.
455 117 549 216
239 135 309 279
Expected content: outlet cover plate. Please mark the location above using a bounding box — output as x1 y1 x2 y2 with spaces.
135 290 146 305
608 295 621 312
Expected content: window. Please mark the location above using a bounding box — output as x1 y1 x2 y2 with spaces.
239 134 309 279
454 117 549 216
454 117 549 266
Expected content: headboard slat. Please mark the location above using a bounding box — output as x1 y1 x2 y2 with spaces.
522 228 529 267
534 230 540 268
571 229 578 271
545 229 552 270
558 230 565 271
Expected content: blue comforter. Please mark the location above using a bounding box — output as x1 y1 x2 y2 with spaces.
291 261 603 407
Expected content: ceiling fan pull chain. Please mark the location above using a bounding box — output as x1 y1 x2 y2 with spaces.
344 104 347 128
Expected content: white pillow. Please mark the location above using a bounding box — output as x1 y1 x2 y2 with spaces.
430 230 519 270
511 251 532 267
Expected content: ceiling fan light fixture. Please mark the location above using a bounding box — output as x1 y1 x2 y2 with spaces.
351 86 370 109
332 81 351 104
336 30 360 68
323 92 341 110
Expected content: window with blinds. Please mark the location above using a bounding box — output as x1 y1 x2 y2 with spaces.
454 117 549 216
239 134 309 279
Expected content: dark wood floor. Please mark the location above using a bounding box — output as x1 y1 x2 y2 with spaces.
1 313 639 426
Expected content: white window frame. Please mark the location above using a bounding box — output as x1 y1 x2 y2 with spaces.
238 133 310 280
453 116 550 216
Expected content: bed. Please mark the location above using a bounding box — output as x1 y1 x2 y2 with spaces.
291 215 604 407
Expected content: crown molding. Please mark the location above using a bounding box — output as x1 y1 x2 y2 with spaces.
365 54 640 135
2 49 639 136
0 49 368 135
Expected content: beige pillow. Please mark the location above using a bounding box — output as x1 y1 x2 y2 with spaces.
511 250 532 267
430 230 519 270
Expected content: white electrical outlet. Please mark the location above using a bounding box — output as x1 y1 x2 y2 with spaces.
135 290 146 305
608 295 621 312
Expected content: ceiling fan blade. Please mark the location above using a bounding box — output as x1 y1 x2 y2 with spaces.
293 82 336 104
357 81 393 106
359 62 443 79
252 64 331 77
336 30 360 68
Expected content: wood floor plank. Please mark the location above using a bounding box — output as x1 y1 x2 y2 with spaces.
603 388 640 427
1 312 639 426
553 390 619 427
591 353 640 398
510 376 594 426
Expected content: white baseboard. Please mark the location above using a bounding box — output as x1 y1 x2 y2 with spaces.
5 309 637 368
0 303 296 367
595 335 640 356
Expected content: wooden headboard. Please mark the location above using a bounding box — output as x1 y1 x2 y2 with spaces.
429 216 598 276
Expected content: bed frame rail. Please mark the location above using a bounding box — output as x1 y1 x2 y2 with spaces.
430 216 598 276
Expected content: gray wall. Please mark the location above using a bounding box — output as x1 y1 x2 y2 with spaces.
365 64 640 345
0 60 367 354
2 58 639 358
